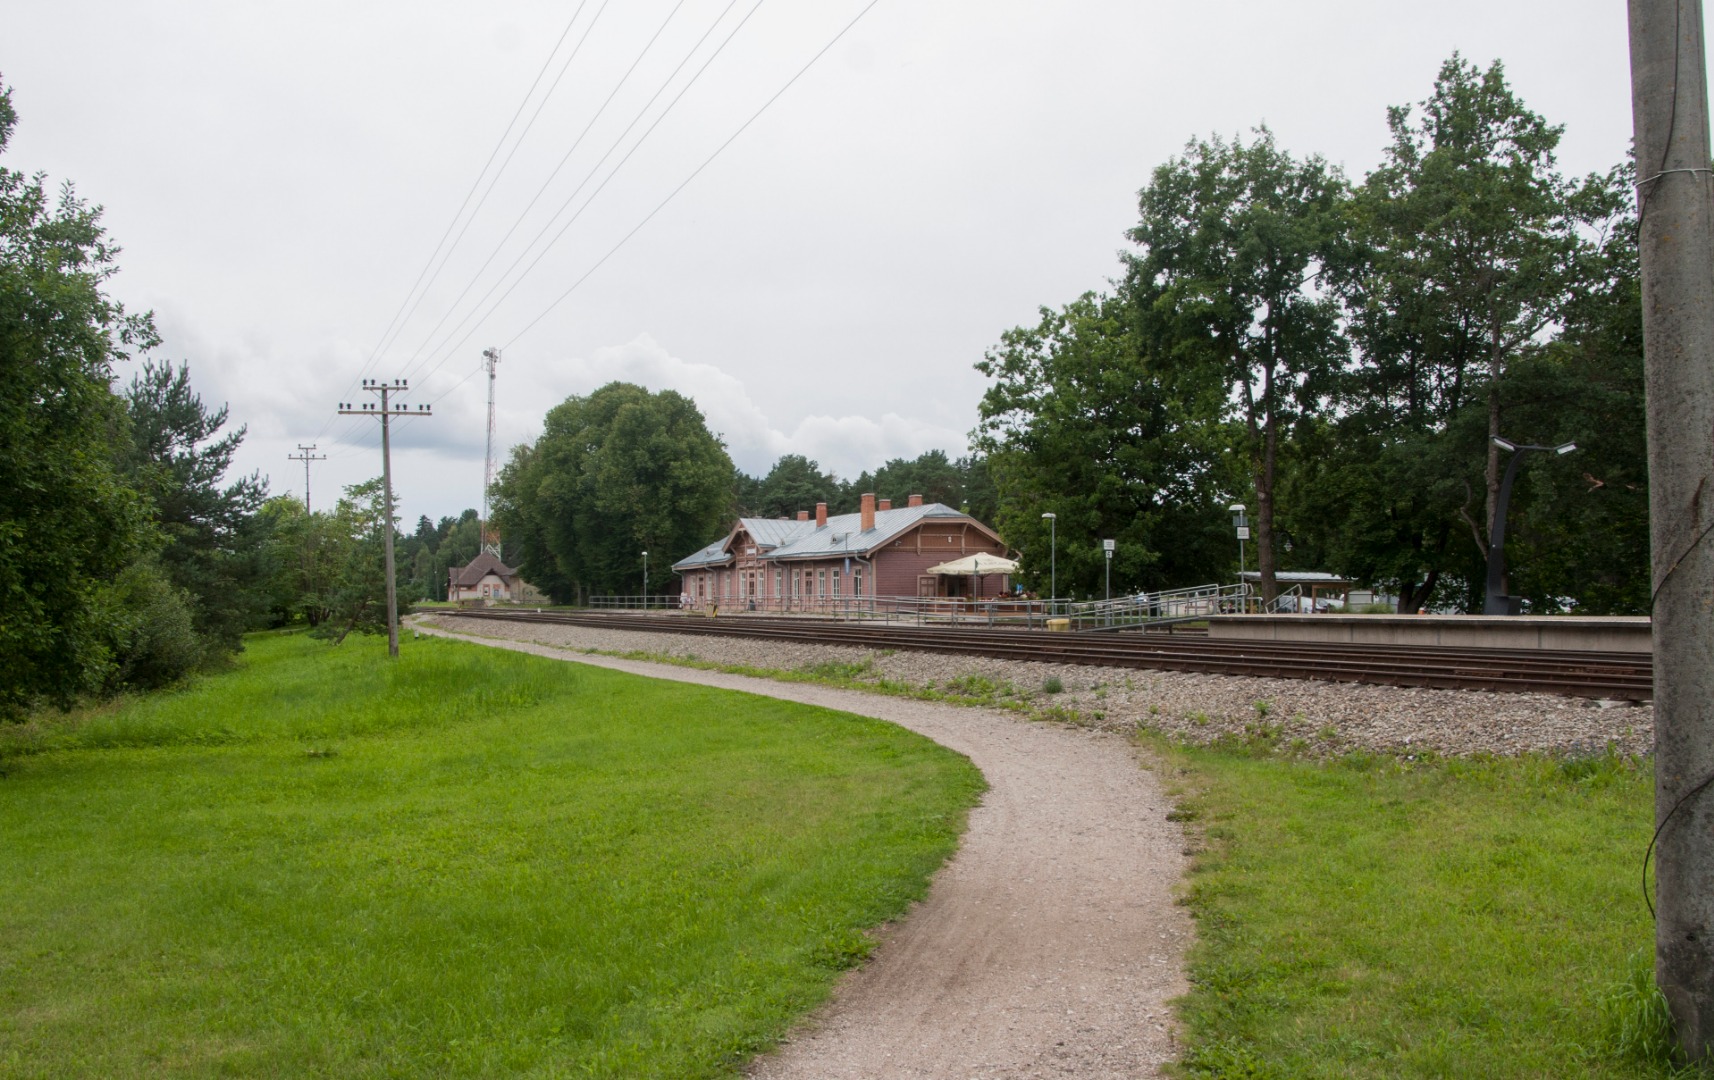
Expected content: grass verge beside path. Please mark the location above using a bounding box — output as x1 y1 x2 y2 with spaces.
0 632 984 1079
1154 735 1692 1079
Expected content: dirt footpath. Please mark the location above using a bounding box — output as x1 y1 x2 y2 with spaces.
418 621 1191 1079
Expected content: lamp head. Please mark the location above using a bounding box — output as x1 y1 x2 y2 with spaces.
1041 512 1055 520
1554 442 1578 455
1492 436 1517 452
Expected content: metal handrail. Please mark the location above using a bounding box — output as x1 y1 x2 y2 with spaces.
581 583 1258 629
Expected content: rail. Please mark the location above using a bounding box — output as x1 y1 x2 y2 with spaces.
439 608 1654 700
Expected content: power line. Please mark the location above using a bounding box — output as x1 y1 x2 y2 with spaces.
397 1 883 475
401 0 775 388
393 0 702 384
500 0 884 350
316 2 594 438
397 0 754 387
376 0 613 371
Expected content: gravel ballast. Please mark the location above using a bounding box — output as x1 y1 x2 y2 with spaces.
424 614 1654 759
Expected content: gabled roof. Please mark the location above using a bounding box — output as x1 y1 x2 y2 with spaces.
672 503 1002 573
672 516 816 572
451 551 517 586
671 538 734 572
738 517 818 548
768 503 986 560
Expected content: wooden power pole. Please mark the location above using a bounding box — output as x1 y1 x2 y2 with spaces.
1629 0 1714 1059
339 379 433 658
287 443 326 512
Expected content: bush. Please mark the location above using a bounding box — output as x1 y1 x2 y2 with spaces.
109 561 204 691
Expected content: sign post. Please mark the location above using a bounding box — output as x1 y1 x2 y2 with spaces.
1102 539 1115 605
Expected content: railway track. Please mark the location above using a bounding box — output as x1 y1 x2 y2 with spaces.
441 609 1653 701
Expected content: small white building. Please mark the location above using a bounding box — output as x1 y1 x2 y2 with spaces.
448 552 520 604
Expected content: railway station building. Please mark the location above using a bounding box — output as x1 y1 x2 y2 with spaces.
448 551 521 604
672 494 1011 610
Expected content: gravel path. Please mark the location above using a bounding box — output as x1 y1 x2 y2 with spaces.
416 617 1192 1079
424 614 1655 760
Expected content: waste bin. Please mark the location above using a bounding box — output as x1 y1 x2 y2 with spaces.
1047 618 1070 632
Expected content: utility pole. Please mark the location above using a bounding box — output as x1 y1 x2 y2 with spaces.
287 443 326 511
1630 0 1714 1059
338 379 433 659
480 347 502 557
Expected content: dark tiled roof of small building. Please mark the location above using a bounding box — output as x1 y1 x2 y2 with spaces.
451 551 517 586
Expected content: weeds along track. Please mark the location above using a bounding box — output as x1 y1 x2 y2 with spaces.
442 611 1652 701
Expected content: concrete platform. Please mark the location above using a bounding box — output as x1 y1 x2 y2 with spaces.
1206 613 1652 654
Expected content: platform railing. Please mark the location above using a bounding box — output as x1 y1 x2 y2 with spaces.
586 584 1257 630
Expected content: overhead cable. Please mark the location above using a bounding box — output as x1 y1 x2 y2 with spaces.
399 0 756 387
395 0 706 384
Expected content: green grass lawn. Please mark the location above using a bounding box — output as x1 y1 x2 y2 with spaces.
0 632 985 1079
1156 735 1692 1079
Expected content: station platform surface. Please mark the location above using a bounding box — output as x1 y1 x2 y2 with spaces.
1205 613 1651 653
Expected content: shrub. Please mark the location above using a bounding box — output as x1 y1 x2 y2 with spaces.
1042 676 1064 695
109 561 205 691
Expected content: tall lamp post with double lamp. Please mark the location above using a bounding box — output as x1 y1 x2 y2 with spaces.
641 550 648 610
1483 437 1576 615
1041 512 1057 613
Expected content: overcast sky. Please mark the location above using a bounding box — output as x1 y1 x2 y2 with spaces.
5 0 1653 525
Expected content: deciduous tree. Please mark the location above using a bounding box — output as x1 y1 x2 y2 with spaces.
1126 128 1349 601
0 79 154 715
492 383 733 601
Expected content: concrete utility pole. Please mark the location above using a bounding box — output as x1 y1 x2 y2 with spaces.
480 347 502 557
287 443 326 512
1629 0 1714 1059
339 379 433 659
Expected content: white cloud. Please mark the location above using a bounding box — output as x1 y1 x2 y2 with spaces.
482 333 969 480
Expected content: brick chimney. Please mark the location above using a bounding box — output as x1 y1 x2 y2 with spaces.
860 492 876 532
878 498 892 511
796 510 809 521
815 502 828 527
907 493 923 508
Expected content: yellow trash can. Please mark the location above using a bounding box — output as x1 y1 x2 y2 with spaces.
1046 618 1070 632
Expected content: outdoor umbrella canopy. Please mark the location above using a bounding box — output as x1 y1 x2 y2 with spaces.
924 554 1020 575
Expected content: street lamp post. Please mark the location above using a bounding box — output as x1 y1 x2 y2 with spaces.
1483 437 1576 615
1041 512 1057 613
641 550 648 610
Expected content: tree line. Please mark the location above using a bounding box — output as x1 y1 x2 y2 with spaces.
978 54 1644 613
0 79 488 716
